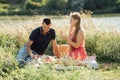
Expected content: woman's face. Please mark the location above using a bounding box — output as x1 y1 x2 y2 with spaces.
70 17 77 27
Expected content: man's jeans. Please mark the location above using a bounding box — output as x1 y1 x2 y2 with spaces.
16 45 37 67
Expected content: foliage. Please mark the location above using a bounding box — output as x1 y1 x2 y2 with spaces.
116 0 120 11
24 0 42 9
0 34 27 56
0 15 120 79
46 0 68 10
0 0 8 3
1 30 118 62
86 31 120 62
0 58 120 80
0 0 22 4
0 0 120 15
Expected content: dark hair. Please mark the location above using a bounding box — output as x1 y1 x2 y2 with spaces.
43 18 51 25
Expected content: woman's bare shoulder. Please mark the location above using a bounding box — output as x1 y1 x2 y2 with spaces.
78 28 85 34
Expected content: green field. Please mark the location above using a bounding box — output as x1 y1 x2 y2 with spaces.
0 14 120 80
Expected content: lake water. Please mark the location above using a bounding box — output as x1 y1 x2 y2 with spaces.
53 16 120 32
0 16 120 33
92 16 120 32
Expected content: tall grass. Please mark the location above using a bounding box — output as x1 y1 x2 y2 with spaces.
0 33 27 56
0 58 120 80
86 31 120 62
0 14 120 80
0 30 119 62
0 14 120 62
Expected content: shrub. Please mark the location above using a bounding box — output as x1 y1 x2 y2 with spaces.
24 0 41 9
0 8 8 15
0 34 27 56
46 0 68 10
0 0 8 3
86 31 120 62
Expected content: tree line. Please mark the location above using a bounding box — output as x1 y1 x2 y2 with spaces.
0 0 120 15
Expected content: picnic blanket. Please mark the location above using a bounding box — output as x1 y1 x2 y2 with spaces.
28 55 98 70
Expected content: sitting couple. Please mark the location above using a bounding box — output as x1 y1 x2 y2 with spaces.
16 12 97 67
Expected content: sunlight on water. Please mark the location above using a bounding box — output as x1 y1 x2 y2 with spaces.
92 16 120 32
0 16 120 35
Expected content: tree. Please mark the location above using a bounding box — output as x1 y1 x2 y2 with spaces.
46 0 68 10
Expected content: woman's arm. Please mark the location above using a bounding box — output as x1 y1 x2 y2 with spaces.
68 27 75 39
61 29 85 48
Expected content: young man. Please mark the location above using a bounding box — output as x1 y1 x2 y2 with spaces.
16 18 60 64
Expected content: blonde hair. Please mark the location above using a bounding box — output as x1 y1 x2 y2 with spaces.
70 12 81 38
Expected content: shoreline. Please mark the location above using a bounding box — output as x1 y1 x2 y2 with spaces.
0 13 120 20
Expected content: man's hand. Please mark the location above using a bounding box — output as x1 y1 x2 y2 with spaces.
28 50 34 58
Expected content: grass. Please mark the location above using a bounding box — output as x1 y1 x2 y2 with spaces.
0 58 120 80
0 14 120 80
86 31 120 62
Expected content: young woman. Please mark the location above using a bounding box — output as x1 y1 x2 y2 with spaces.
61 12 87 60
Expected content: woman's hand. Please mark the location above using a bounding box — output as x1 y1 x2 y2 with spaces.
60 30 68 41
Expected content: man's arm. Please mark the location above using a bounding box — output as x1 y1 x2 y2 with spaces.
51 39 60 58
26 40 33 57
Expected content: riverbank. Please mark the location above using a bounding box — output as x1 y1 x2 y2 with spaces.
0 13 120 20
92 13 120 17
